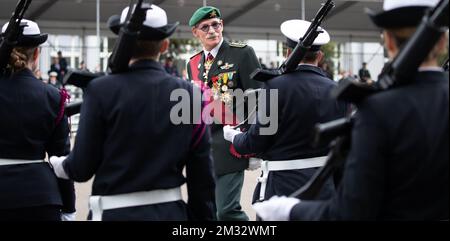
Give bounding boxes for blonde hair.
[9,47,36,72]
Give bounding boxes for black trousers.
[0,205,60,221]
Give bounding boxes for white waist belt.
[0,158,45,166]
[89,186,183,221]
[257,156,328,201]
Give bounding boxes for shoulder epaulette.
[229,41,247,48]
[190,51,203,59]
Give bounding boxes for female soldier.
[0,19,75,220]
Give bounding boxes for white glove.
[49,156,69,180]
[252,195,300,221]
[61,212,76,221]
[223,125,241,143]
[247,158,262,171]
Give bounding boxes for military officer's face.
[192,18,223,51]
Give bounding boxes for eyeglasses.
[197,21,222,33]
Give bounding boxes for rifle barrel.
[378,0,448,89]
[282,0,335,73]
[249,0,334,81]
[0,0,33,75]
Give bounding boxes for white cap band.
[120,4,168,28]
[280,19,330,46]
[383,0,440,11]
[2,19,41,35]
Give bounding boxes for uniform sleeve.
[63,84,105,182]
[233,83,276,154]
[185,89,217,220]
[239,46,262,90]
[289,100,387,220]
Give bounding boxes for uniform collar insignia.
[229,42,246,48]
[220,63,234,70]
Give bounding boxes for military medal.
[223,73,228,84]
[228,72,234,80]
[204,54,215,83]
[221,85,228,92]
[221,92,232,106]
[218,60,223,66]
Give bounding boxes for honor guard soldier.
[0,20,75,220]
[187,6,262,221]
[223,20,348,206]
[50,4,216,221]
[254,0,449,221]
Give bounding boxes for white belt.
[257,156,327,201]
[0,158,45,166]
[89,186,183,221]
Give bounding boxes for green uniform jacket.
[187,40,261,176]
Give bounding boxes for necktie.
[207,53,214,62]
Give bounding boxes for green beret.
[189,6,221,27]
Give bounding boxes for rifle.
[108,0,150,73]
[250,0,335,82]
[62,71,102,117]
[0,0,32,77]
[63,0,150,116]
[63,70,103,89]
[291,0,449,200]
[335,0,449,103]
[64,100,83,117]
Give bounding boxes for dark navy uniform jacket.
[187,41,261,176]
[291,71,449,220]
[0,69,75,212]
[63,60,216,221]
[233,65,348,201]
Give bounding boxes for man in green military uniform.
[187,6,261,221]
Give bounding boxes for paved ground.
[74,169,260,221]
